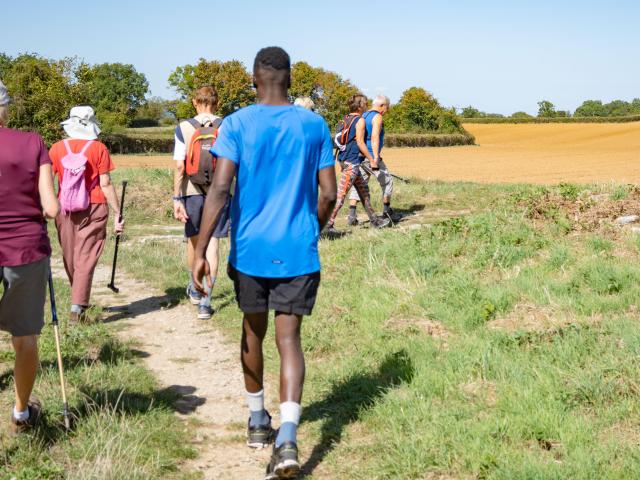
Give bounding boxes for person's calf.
[12,335,39,413]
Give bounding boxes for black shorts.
[227,264,321,316]
[184,194,231,239]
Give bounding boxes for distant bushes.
[385,133,475,147]
[462,115,640,124]
[102,130,475,154]
[102,134,174,154]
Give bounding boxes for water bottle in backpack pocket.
[59,139,97,214]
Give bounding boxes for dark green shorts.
[0,257,49,337]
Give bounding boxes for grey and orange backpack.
[185,117,222,187]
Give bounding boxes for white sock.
[246,389,265,412]
[280,401,302,425]
[13,405,29,422]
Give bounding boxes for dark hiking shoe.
[10,396,42,435]
[197,305,213,320]
[371,216,391,229]
[265,441,300,479]
[385,207,402,222]
[347,216,359,227]
[187,284,202,305]
[321,224,339,236]
[247,411,275,448]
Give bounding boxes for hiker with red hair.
[50,106,125,323]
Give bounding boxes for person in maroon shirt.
[0,79,60,434]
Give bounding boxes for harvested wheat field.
[384,122,640,184]
[113,122,640,185]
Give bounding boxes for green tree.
[168,59,255,119]
[134,96,173,127]
[81,63,148,130]
[605,100,632,117]
[1,54,85,143]
[574,100,606,117]
[0,53,12,79]
[511,111,533,119]
[461,106,482,118]
[385,87,463,134]
[290,61,359,128]
[537,100,557,118]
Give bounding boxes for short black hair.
[254,47,291,72]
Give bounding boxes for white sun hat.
[0,79,10,106]
[61,106,101,140]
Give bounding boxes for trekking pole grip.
[48,270,59,327]
[118,181,128,223]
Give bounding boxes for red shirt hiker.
[50,139,115,204]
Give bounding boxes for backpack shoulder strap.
[211,117,222,129]
[346,114,359,135]
[186,118,202,130]
[63,139,72,155]
[79,140,94,155]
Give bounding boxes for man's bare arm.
[356,118,374,163]
[192,158,235,292]
[318,166,337,229]
[173,161,188,222]
[370,114,382,169]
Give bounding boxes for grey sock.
[250,409,270,427]
[276,422,297,447]
[348,206,357,217]
[199,277,215,308]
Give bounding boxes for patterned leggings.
[328,162,377,226]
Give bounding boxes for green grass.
[0,274,196,479]
[8,167,640,478]
[115,168,640,479]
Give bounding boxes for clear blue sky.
[2,0,639,115]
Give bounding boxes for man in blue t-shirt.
[192,47,337,479]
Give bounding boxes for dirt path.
[50,261,273,479]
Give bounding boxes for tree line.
[462,98,640,119]
[0,53,464,144]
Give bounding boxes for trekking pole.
[361,162,410,184]
[107,181,127,293]
[48,271,72,431]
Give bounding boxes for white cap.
[0,80,10,106]
[61,106,101,140]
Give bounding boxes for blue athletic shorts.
[184,194,231,239]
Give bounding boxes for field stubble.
[114,122,640,185]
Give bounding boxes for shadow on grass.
[393,203,426,222]
[101,283,194,323]
[320,230,352,241]
[300,350,414,477]
[103,285,236,323]
[0,341,206,447]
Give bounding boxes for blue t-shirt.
[212,104,335,278]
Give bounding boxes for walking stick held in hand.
[107,181,128,293]
[48,271,72,431]
[361,162,410,184]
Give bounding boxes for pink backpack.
[59,139,96,214]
